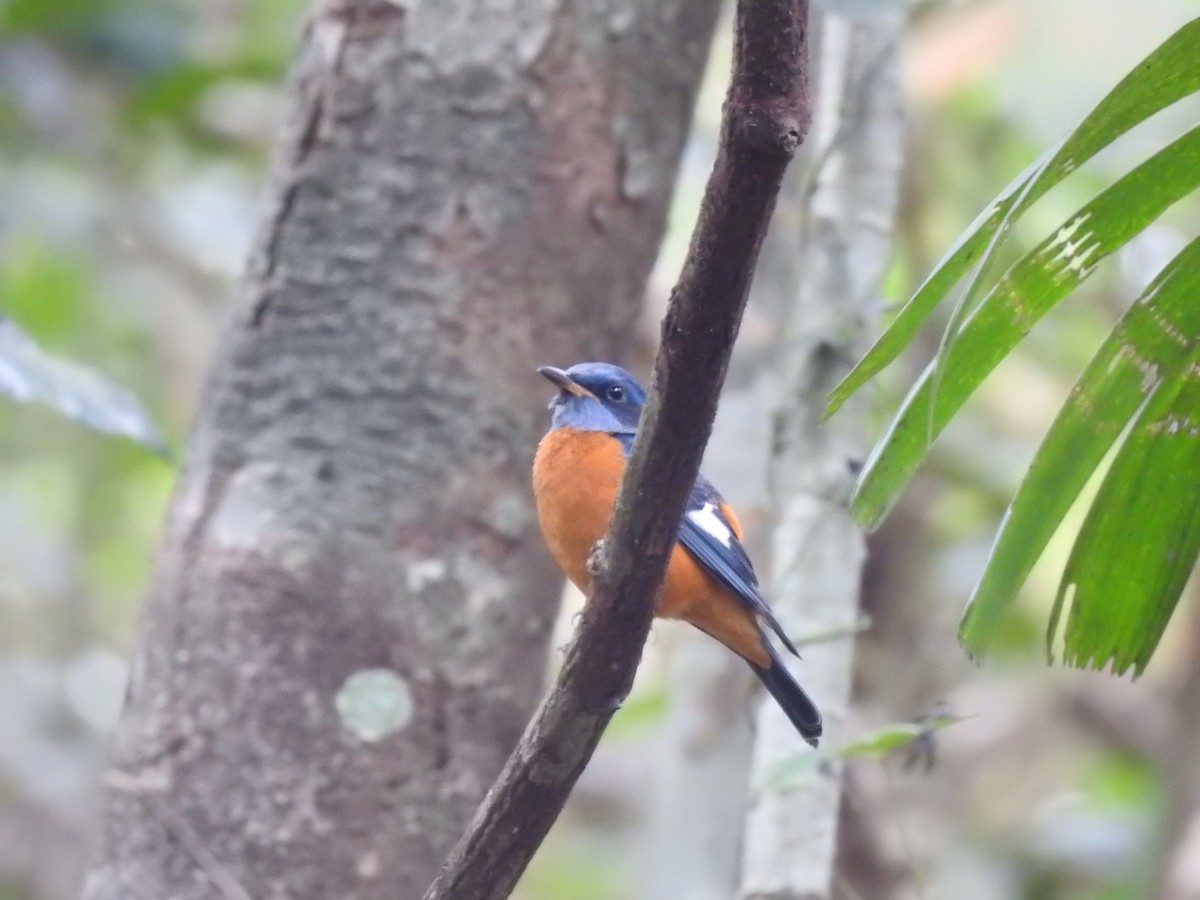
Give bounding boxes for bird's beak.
[537,366,593,399]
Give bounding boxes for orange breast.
[532,428,625,591]
[532,427,769,667]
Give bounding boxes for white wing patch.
[688,502,733,547]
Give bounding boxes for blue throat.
[549,395,637,434]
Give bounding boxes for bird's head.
[538,362,646,433]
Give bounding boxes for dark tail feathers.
[749,646,822,748]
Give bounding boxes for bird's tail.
[748,643,822,748]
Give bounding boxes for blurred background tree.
[1,0,1199,899]
[0,0,277,894]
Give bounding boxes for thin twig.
[421,2,812,897]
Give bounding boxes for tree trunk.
[641,215,809,900]
[83,2,720,898]
[740,6,904,898]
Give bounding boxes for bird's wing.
[613,433,796,655]
[678,476,798,657]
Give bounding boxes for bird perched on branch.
[532,362,822,747]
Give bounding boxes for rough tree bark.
[740,5,904,898]
[82,2,721,898]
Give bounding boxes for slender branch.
[421,2,811,898]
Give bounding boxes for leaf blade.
[827,17,1200,416]
[959,236,1200,655]
[0,317,168,455]
[1055,346,1200,675]
[851,124,1200,529]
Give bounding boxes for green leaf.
[961,236,1200,655]
[840,711,962,758]
[763,713,963,792]
[1050,345,1200,675]
[0,0,121,32]
[850,123,1200,529]
[836,722,925,757]
[827,17,1200,417]
[0,317,169,455]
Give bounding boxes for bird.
[531,361,822,747]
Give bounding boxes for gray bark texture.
[740,5,904,898]
[82,1,720,898]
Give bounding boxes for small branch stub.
[585,538,607,579]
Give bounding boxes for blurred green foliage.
[0,0,300,891]
[837,18,1200,676]
[763,711,965,793]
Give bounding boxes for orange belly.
[532,427,769,666]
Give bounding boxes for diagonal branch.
[422,2,812,897]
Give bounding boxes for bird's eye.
[606,385,625,402]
